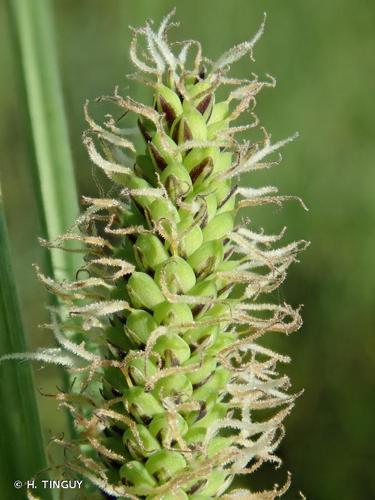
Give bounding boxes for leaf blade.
[8,0,80,281]
[0,191,51,499]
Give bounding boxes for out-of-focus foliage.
[0,192,50,500]
[0,0,374,499]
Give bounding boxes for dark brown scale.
[191,303,205,316]
[114,314,127,325]
[165,349,180,367]
[110,425,124,436]
[194,401,207,422]
[158,94,176,128]
[172,119,180,143]
[196,256,217,280]
[148,142,167,171]
[219,283,234,297]
[192,373,211,390]
[218,184,238,210]
[176,88,184,101]
[183,119,193,142]
[187,479,208,495]
[196,94,212,115]
[107,342,126,360]
[189,157,213,184]
[224,247,235,260]
[200,209,208,229]
[196,333,212,346]
[139,414,152,425]
[137,118,152,143]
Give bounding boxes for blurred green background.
[1,0,374,498]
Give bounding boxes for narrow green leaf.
[0,189,51,500]
[8,0,80,281]
[7,0,80,443]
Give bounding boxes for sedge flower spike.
[2,9,309,499]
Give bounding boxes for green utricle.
[103,76,237,496]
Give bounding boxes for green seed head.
[33,9,306,499]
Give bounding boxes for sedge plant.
[2,10,308,499]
